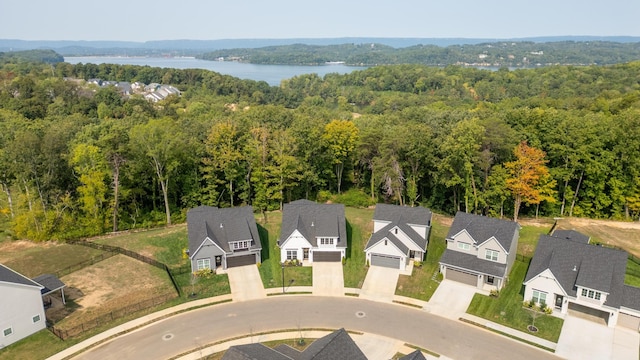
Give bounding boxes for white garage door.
[446,267,478,286]
[618,312,640,331]
[370,254,401,269]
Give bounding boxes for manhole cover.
[355,311,366,318]
[162,333,174,341]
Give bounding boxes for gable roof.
[187,205,261,256]
[439,250,508,277]
[446,212,519,253]
[551,229,590,244]
[0,263,43,289]
[524,235,628,306]
[399,350,427,360]
[222,329,366,360]
[280,200,347,248]
[365,204,432,252]
[32,274,66,295]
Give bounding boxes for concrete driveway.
[225,265,265,302]
[425,279,478,320]
[359,266,400,302]
[312,262,344,296]
[556,315,639,360]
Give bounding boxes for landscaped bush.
[332,189,376,208]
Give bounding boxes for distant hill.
[2,36,640,55]
[0,49,63,64]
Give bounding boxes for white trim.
[279,229,313,249]
[365,237,406,257]
[450,229,477,244]
[190,237,226,260]
[477,236,508,253]
[523,269,569,296]
[196,258,211,270]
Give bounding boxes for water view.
[64,56,368,86]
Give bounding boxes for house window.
[581,288,602,300]
[485,249,499,261]
[232,240,250,251]
[319,238,334,245]
[532,290,547,305]
[394,228,398,235]
[3,327,12,337]
[287,250,297,260]
[196,258,211,270]
[486,276,495,284]
[457,242,471,251]
[32,314,41,323]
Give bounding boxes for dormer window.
[581,288,602,300]
[485,249,499,261]
[231,240,250,251]
[457,242,471,251]
[319,238,334,245]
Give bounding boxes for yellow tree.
[505,141,556,221]
[322,120,359,194]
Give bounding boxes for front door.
[215,256,222,268]
[555,294,563,309]
[303,248,309,260]
[409,250,415,259]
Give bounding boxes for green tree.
[70,144,108,234]
[321,119,359,194]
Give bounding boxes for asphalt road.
[76,296,559,360]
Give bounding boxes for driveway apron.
[312,262,344,296]
[556,315,614,359]
[226,265,266,302]
[425,279,478,320]
[359,266,400,303]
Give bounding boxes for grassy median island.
[466,260,564,343]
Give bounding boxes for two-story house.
[278,200,347,263]
[187,206,262,271]
[364,204,432,270]
[439,212,519,290]
[524,232,640,329]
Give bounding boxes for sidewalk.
[459,313,557,350]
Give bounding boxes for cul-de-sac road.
[76,296,559,360]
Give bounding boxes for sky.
[1,0,639,42]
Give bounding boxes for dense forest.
[0,58,640,241]
[199,41,640,66]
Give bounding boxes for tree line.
[0,60,639,241]
[198,41,640,67]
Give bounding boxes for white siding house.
[0,264,46,348]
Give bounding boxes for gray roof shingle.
[0,263,43,289]
[524,235,628,307]
[399,350,427,360]
[365,204,432,252]
[439,249,508,277]
[280,200,347,248]
[551,229,590,244]
[32,274,65,295]
[221,343,292,360]
[622,285,640,311]
[187,206,261,256]
[446,212,519,253]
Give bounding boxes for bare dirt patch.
[57,254,174,328]
[0,240,56,263]
[557,218,640,257]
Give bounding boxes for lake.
[64,56,368,86]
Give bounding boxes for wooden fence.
[54,251,117,278]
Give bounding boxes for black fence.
[67,239,183,297]
[49,292,176,340]
[54,251,117,278]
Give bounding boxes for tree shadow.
[346,220,353,259]
[257,223,270,261]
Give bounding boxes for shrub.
[316,190,332,203]
[332,188,376,208]
[194,268,215,278]
[489,289,499,297]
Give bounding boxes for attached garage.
[313,251,341,262]
[568,302,610,325]
[226,253,257,268]
[370,254,402,269]
[618,312,640,331]
[445,267,478,286]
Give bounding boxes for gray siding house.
[0,264,46,348]
[364,204,432,270]
[187,206,262,271]
[439,212,519,290]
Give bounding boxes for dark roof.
[446,212,519,253]
[32,274,66,295]
[622,285,640,311]
[439,249,507,277]
[280,200,347,248]
[365,204,432,252]
[221,343,292,360]
[0,263,43,289]
[524,235,628,306]
[297,328,367,360]
[187,206,261,256]
[551,229,590,244]
[399,350,427,360]
[222,329,366,360]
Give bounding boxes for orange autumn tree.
[505,141,556,221]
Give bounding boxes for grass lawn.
[467,260,564,343]
[0,241,105,278]
[395,220,448,301]
[174,272,231,299]
[92,225,188,267]
[343,207,373,288]
[516,222,553,258]
[256,211,312,288]
[625,258,640,287]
